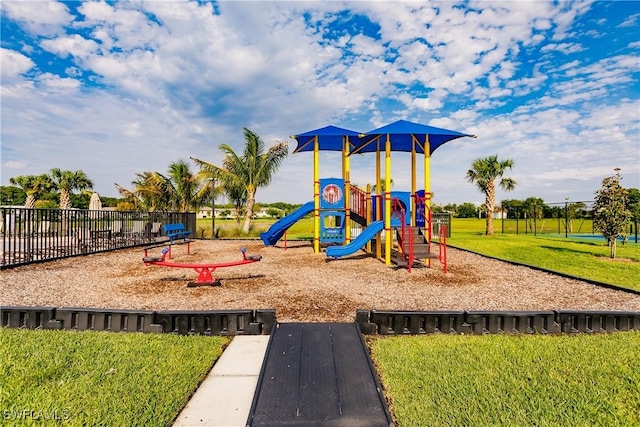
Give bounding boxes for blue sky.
[1,0,639,206]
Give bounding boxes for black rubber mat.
[247,322,393,426]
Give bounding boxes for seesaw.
[143,247,262,287]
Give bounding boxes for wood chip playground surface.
[2,239,639,322]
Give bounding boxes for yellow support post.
[365,184,371,254]
[424,135,431,210]
[384,134,391,266]
[375,146,381,260]
[314,136,320,254]
[344,137,351,244]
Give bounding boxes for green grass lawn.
[448,218,640,291]
[370,331,640,427]
[10,216,631,425]
[0,328,228,426]
[196,216,314,239]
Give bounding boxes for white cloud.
[0,48,34,81]
[40,34,100,59]
[37,73,80,92]
[1,0,73,36]
[619,13,639,28]
[541,42,585,54]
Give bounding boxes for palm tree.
[116,161,209,213]
[224,180,248,227]
[9,174,55,208]
[466,155,516,235]
[371,177,394,194]
[160,160,206,212]
[115,171,166,211]
[192,127,288,233]
[50,169,93,209]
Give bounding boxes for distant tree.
[40,191,59,206]
[268,202,297,216]
[501,199,522,219]
[266,208,282,218]
[116,200,138,211]
[430,203,445,214]
[627,188,640,223]
[100,196,120,208]
[192,128,289,233]
[223,181,248,227]
[50,169,93,209]
[627,188,640,206]
[70,192,92,210]
[522,197,544,218]
[34,199,58,209]
[466,155,516,235]
[0,186,26,206]
[442,203,457,214]
[522,197,545,232]
[371,178,394,194]
[593,169,631,259]
[456,202,478,218]
[9,174,55,208]
[541,203,556,218]
[563,201,587,233]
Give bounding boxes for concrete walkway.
[173,335,270,427]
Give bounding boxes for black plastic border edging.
[356,309,640,335]
[0,306,276,336]
[446,243,640,296]
[3,306,639,337]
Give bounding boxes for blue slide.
[325,221,384,259]
[260,201,315,246]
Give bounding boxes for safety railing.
[349,184,367,220]
[438,225,448,273]
[412,192,433,241]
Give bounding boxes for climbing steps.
[392,226,438,268]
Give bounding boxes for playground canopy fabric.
[351,119,475,155]
[291,125,361,153]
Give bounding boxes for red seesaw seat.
[143,247,262,286]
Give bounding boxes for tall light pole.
[210,178,216,239]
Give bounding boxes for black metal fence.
[0,207,196,268]
[432,212,451,238]
[497,201,639,242]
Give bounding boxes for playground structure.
[260,120,475,270]
[143,247,262,286]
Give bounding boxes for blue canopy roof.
[291,125,361,153]
[351,119,475,155]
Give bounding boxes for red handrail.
[408,225,413,273]
[349,184,367,219]
[391,197,405,244]
[391,197,411,270]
